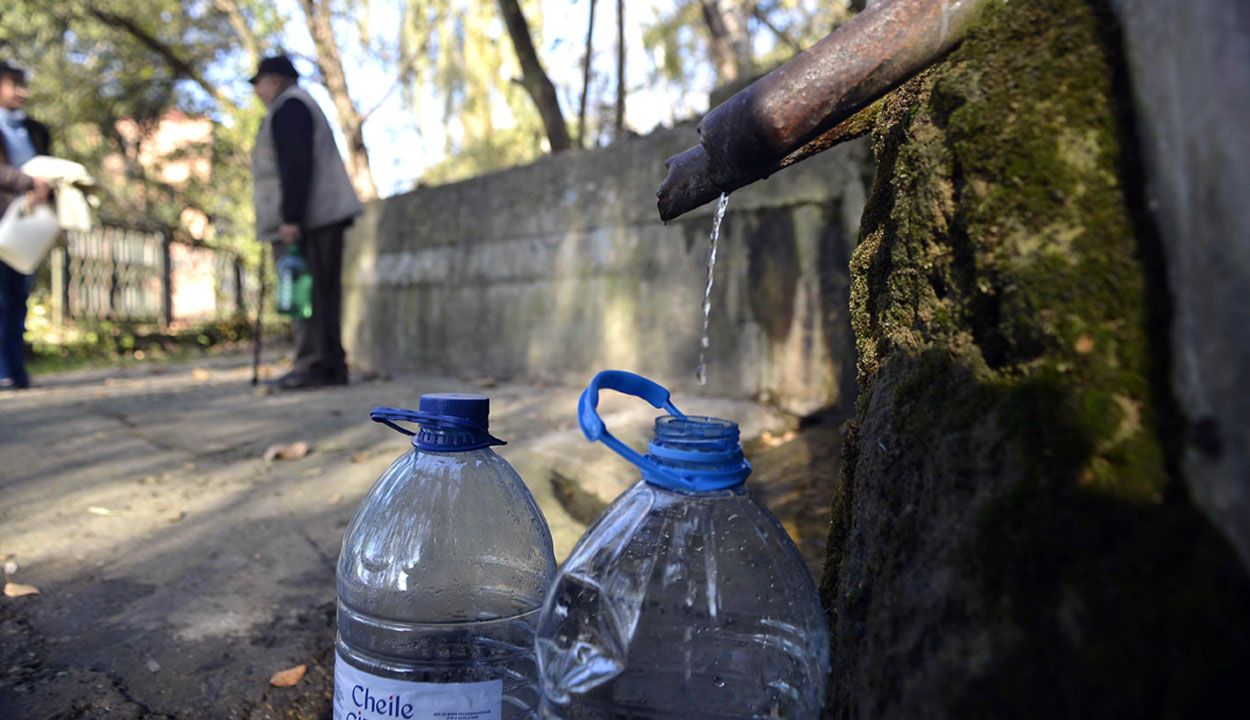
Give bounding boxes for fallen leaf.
[350,451,370,464]
[327,493,343,506]
[87,506,114,516]
[263,442,310,461]
[476,376,497,389]
[95,391,107,398]
[4,582,40,597]
[191,367,211,381]
[269,664,306,687]
[167,510,186,523]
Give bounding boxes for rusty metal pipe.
[658,0,989,221]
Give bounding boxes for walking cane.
[251,250,267,386]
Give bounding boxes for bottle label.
[334,652,502,720]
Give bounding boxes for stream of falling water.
[696,193,731,386]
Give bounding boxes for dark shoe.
[324,367,349,386]
[0,377,29,391]
[268,370,329,390]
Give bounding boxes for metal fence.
[49,223,247,327]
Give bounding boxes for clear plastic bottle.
[275,243,313,319]
[536,371,830,719]
[336,396,557,720]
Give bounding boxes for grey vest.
[252,85,363,242]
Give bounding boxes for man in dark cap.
[250,54,362,389]
[0,61,51,390]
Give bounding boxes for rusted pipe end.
[658,146,723,223]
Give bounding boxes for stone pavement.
[0,351,808,719]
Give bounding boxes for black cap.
[248,55,299,84]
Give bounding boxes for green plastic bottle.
[275,244,313,319]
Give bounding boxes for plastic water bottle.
[536,371,830,719]
[335,396,557,720]
[275,243,313,318]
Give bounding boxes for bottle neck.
[643,415,750,491]
[413,425,501,453]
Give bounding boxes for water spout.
[657,0,991,222]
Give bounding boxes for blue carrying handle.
[578,370,686,482]
[370,406,506,449]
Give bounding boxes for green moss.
[842,0,1167,499]
[823,0,1250,714]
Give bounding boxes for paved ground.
[0,350,839,719]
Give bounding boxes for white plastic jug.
[0,200,59,274]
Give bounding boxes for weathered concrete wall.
[1111,0,1250,571]
[343,125,869,415]
[821,0,1250,717]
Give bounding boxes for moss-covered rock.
[821,0,1250,716]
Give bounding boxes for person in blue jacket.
[0,61,50,391]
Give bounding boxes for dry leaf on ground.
[327,493,343,506]
[4,582,40,597]
[191,368,211,381]
[87,506,114,516]
[351,451,370,463]
[269,664,306,687]
[263,442,310,461]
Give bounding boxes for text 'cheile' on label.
[334,652,502,720]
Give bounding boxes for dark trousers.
[277,222,347,378]
[0,261,31,385]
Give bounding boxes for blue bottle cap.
[369,396,506,453]
[419,393,492,430]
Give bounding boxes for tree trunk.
[577,0,597,149]
[698,0,750,85]
[297,0,378,200]
[614,0,625,137]
[495,0,571,153]
[821,0,1250,715]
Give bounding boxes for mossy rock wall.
[820,0,1250,716]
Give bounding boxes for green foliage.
[25,315,274,375]
[401,0,550,185]
[1,0,281,265]
[641,0,855,91]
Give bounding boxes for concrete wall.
[1112,0,1250,570]
[343,124,870,415]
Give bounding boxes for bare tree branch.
[496,0,572,153]
[615,0,625,137]
[578,0,598,149]
[84,3,235,110]
[751,6,801,53]
[296,0,378,199]
[212,0,261,69]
